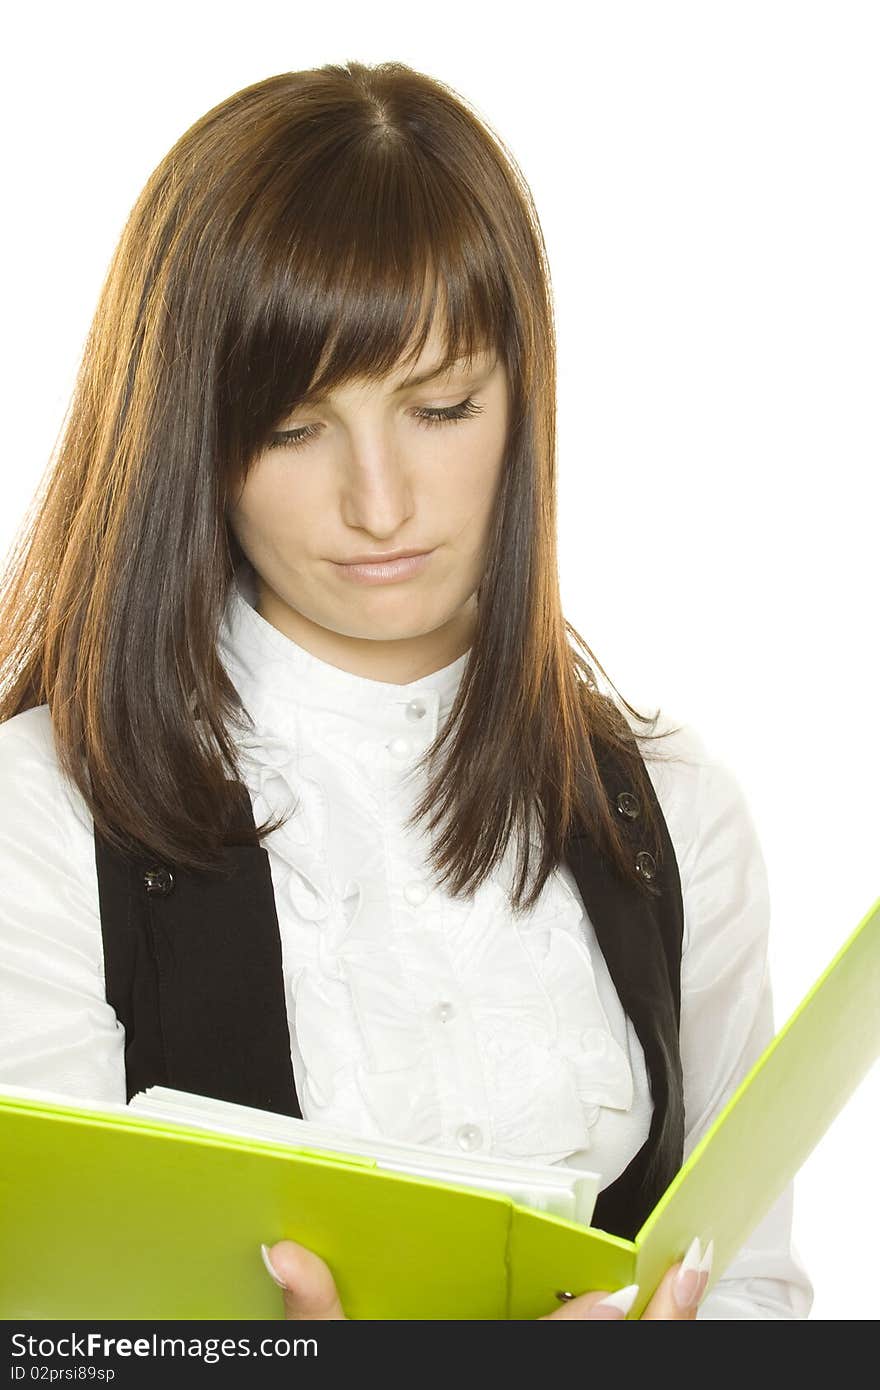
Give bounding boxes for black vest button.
[143,865,175,896]
[616,790,641,820]
[635,850,657,882]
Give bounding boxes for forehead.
[301,341,497,406]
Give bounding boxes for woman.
[0,61,812,1320]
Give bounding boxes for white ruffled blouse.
[0,561,815,1317]
[220,563,640,1181]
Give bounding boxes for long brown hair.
[0,60,684,915]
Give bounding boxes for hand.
[541,1237,714,1320]
[260,1235,714,1320]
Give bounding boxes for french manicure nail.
[673,1236,703,1309]
[587,1283,640,1319]
[695,1238,714,1302]
[260,1242,287,1289]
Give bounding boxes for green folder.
[1,895,878,1320]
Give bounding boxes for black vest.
[93,736,685,1241]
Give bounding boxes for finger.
[640,1237,714,1321]
[260,1239,349,1320]
[539,1283,640,1320]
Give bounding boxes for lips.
[331,550,434,584]
[339,548,431,564]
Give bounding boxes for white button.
[388,736,412,757]
[405,698,428,722]
[455,1123,483,1152]
[404,880,429,906]
[432,1000,455,1023]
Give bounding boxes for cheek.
[233,467,320,545]
[444,423,506,511]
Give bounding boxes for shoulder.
[0,706,125,1102]
[0,703,64,802]
[612,698,709,869]
[0,704,93,858]
[613,700,769,957]
[0,701,60,759]
[0,702,103,965]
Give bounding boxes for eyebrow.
[302,351,494,404]
[398,352,493,390]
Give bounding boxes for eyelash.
[266,395,485,452]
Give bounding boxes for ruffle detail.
[234,725,636,1164]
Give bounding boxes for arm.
[677,748,814,1319]
[0,709,126,1105]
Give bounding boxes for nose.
[340,433,417,538]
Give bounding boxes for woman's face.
[226,329,509,682]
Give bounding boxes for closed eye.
[267,395,485,452]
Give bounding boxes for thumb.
[260,1239,349,1320]
[640,1238,714,1320]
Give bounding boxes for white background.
[1,1,877,1320]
